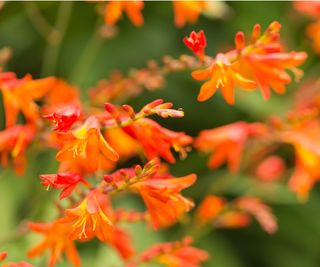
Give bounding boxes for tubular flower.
[42,79,81,114]
[132,173,196,229]
[123,118,192,163]
[196,195,225,223]
[128,237,208,267]
[104,1,144,27]
[183,30,206,59]
[0,124,36,175]
[61,190,113,242]
[0,72,55,127]
[213,211,251,229]
[280,119,320,200]
[40,173,90,199]
[255,155,285,182]
[192,53,256,103]
[27,221,81,267]
[190,21,307,103]
[173,1,206,28]
[44,105,81,132]
[195,121,268,173]
[56,116,119,172]
[235,197,277,234]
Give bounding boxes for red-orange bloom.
[40,173,89,199]
[132,173,196,229]
[123,118,192,163]
[104,1,144,27]
[190,21,307,103]
[0,72,55,128]
[44,105,81,132]
[173,1,206,28]
[129,237,208,267]
[255,155,285,182]
[235,197,277,234]
[61,190,113,241]
[183,30,206,58]
[196,195,225,223]
[2,262,34,267]
[27,220,81,267]
[195,121,267,172]
[56,116,119,172]
[0,124,36,175]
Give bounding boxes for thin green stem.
[41,2,73,76]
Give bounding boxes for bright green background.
[1,2,320,267]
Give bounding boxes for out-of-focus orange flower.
[42,79,81,114]
[104,1,144,27]
[56,116,119,172]
[255,155,285,182]
[27,220,81,267]
[0,72,55,127]
[195,121,267,172]
[280,119,320,200]
[214,210,251,229]
[235,197,277,234]
[173,1,206,28]
[183,30,207,59]
[196,195,225,223]
[306,21,320,54]
[61,190,113,241]
[128,237,208,267]
[2,262,34,267]
[190,21,307,103]
[123,118,192,163]
[132,173,196,229]
[0,124,36,175]
[0,252,7,262]
[44,105,81,132]
[40,173,90,199]
[294,1,320,18]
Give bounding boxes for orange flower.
[213,211,251,229]
[235,197,277,234]
[195,121,267,172]
[0,72,55,127]
[27,220,81,267]
[280,119,320,199]
[132,173,196,229]
[56,116,119,172]
[190,21,307,103]
[196,195,225,223]
[0,124,36,175]
[104,1,144,27]
[173,1,206,28]
[306,21,320,54]
[61,190,113,242]
[183,30,207,59]
[129,237,208,267]
[255,155,285,182]
[123,118,192,163]
[192,53,256,103]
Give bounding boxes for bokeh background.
[1,1,320,267]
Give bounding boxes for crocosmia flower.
[0,124,36,175]
[104,1,144,27]
[61,190,113,241]
[28,220,81,267]
[40,173,90,199]
[132,173,196,229]
[56,116,119,172]
[0,72,55,127]
[123,118,192,163]
[183,30,206,59]
[190,21,307,104]
[44,105,81,132]
[173,1,206,28]
[195,122,267,172]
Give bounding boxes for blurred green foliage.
[1,1,320,267]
